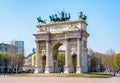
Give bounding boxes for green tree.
[0,53,5,73]
[14,54,24,73]
[9,55,16,73]
[0,52,10,73]
[88,49,116,72]
[0,52,24,73]
[58,53,65,72]
[114,53,120,71]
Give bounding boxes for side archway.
[70,54,77,73]
[42,55,46,73]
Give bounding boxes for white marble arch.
[33,20,89,74]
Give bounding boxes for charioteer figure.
[49,11,71,22]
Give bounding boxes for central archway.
[52,42,65,73]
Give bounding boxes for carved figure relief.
[39,27,47,32]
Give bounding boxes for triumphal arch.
[33,11,89,74]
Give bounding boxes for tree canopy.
[0,52,24,73]
[114,53,120,70]
[58,53,65,72]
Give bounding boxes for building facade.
[0,43,18,54]
[23,54,32,71]
[14,41,24,56]
[23,53,36,72]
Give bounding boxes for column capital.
[35,40,39,43]
[77,37,82,41]
[65,37,69,40]
[46,40,50,42]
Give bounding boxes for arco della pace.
[33,11,89,74]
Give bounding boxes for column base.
[34,67,39,74]
[64,66,69,74]
[76,66,82,74]
[45,66,50,73]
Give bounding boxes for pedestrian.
[113,72,115,76]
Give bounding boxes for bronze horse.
[37,16,46,24]
[79,11,87,21]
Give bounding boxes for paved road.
[0,75,120,83]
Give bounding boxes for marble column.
[64,39,69,74]
[76,38,82,74]
[34,41,40,73]
[45,40,50,73]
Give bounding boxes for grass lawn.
[66,73,112,78]
[7,73,112,78]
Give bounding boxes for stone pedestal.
[76,66,82,74]
[64,66,69,74]
[45,66,50,73]
[34,66,39,74]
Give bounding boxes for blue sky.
[0,0,120,55]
